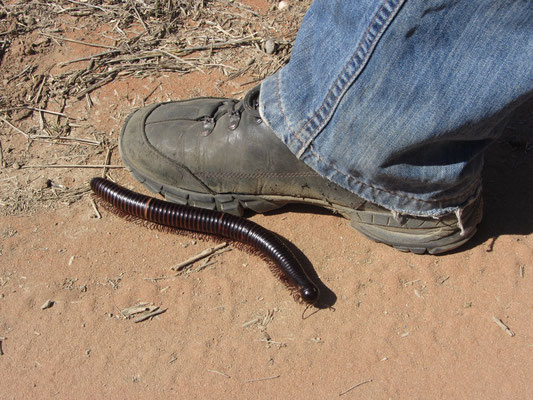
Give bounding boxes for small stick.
[28,135,100,146]
[339,379,373,396]
[0,336,5,356]
[0,140,4,167]
[143,83,161,104]
[485,237,496,252]
[175,36,259,54]
[195,260,217,272]
[492,316,515,337]
[134,308,167,323]
[120,302,151,317]
[85,93,93,109]
[102,147,113,177]
[519,265,525,278]
[33,75,47,104]
[21,164,123,169]
[240,77,263,87]
[90,198,101,218]
[171,243,228,271]
[245,375,280,383]
[28,107,73,119]
[38,110,45,132]
[57,97,67,125]
[58,50,121,67]
[436,276,449,285]
[39,33,119,50]
[0,107,71,119]
[7,65,33,83]
[242,318,260,328]
[157,49,197,67]
[75,74,116,100]
[143,276,170,282]
[0,116,30,138]
[208,369,231,379]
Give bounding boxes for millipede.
[90,177,320,304]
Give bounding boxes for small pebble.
[12,162,21,170]
[40,299,54,310]
[278,1,289,11]
[265,39,276,55]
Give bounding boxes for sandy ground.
[1,1,532,399]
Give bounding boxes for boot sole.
[122,157,482,255]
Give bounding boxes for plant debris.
[0,0,311,216]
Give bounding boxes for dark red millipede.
[90,177,320,304]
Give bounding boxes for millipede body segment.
[90,177,319,304]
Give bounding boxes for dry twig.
[134,308,167,323]
[245,375,280,383]
[339,379,373,396]
[21,164,123,169]
[90,197,101,219]
[492,316,515,337]
[172,243,229,272]
[39,32,120,50]
[208,369,231,379]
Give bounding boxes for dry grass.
[1,0,310,108]
[0,0,311,215]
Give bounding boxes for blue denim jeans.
[259,0,533,217]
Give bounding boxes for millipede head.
[300,285,320,305]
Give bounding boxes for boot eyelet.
[201,117,215,136]
[228,111,241,130]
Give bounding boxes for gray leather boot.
[119,86,482,254]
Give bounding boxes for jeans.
[259,0,533,217]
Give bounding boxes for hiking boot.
[119,86,482,254]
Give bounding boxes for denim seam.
[309,145,481,205]
[279,0,405,157]
[275,70,295,138]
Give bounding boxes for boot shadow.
[465,98,533,251]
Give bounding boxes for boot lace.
[201,86,262,136]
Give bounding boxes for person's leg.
[261,0,533,216]
[119,0,532,254]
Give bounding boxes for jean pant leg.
[259,0,533,217]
